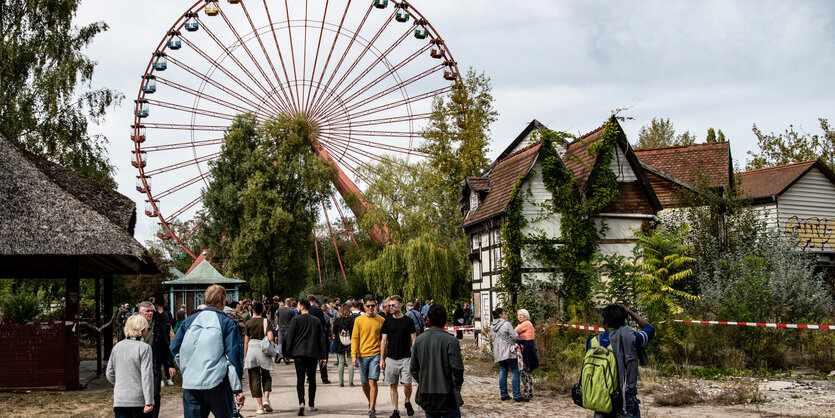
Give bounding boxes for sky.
[74,0,835,243]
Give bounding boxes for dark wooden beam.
[103,278,113,361]
[65,257,80,390]
[95,277,101,376]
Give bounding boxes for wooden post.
[95,276,101,375]
[65,257,80,390]
[103,278,113,361]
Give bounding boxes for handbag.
[260,318,276,356]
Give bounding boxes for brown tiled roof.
[738,160,818,199]
[563,126,605,189]
[463,143,542,227]
[633,142,730,187]
[466,177,490,193]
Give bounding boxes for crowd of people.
[106,287,653,418]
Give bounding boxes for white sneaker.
[166,379,174,386]
[256,408,265,414]
[160,379,166,387]
[309,406,319,411]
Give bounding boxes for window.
[469,192,479,212]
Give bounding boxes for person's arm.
[505,321,519,342]
[409,342,420,384]
[140,346,155,411]
[223,318,244,392]
[283,318,296,359]
[410,330,416,347]
[159,323,176,377]
[624,306,655,347]
[105,353,116,384]
[351,317,361,361]
[380,334,388,371]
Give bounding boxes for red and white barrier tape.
[661,319,835,330]
[557,323,607,332]
[443,326,475,331]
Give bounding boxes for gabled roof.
[163,258,243,285]
[462,143,542,227]
[633,142,731,188]
[739,159,835,200]
[492,119,549,164]
[466,177,490,193]
[0,132,158,278]
[169,267,185,279]
[563,126,606,190]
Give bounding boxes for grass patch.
[653,380,702,406]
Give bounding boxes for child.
[588,305,655,418]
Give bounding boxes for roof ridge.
[495,140,542,163]
[633,142,728,153]
[577,124,605,141]
[739,159,818,175]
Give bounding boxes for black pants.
[152,372,161,418]
[294,356,318,407]
[319,353,329,382]
[114,406,151,418]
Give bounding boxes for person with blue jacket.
[171,284,245,417]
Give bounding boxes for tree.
[0,0,122,187]
[633,224,698,320]
[199,114,333,297]
[123,247,174,302]
[746,118,834,170]
[634,118,696,149]
[705,127,726,143]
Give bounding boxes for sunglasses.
[389,304,398,308]
[366,304,377,308]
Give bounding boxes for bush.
[1,291,42,324]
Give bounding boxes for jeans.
[498,359,521,400]
[182,380,235,418]
[594,394,641,418]
[425,409,461,418]
[336,351,354,385]
[294,356,318,407]
[275,329,285,359]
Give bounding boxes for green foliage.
[595,254,639,307]
[122,247,174,301]
[633,224,699,320]
[516,278,561,324]
[199,114,333,297]
[0,0,122,186]
[634,117,696,150]
[706,127,726,143]
[497,174,526,309]
[747,118,834,170]
[0,291,42,324]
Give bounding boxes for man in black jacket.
[138,301,176,418]
[307,295,331,384]
[284,299,328,416]
[410,304,464,418]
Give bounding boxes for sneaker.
[263,402,273,413]
[309,406,318,411]
[256,409,265,415]
[340,383,344,387]
[500,396,510,401]
[404,402,414,416]
[350,383,355,387]
[166,379,174,386]
[389,410,400,418]
[368,410,377,418]
[513,398,525,402]
[298,403,305,416]
[160,379,166,387]
[322,379,331,384]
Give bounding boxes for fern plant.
[634,224,699,320]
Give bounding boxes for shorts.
[358,354,381,383]
[384,357,412,385]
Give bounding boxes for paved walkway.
[159,359,413,418]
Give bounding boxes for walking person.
[332,303,356,387]
[352,294,386,418]
[283,299,328,416]
[307,296,332,384]
[452,304,465,340]
[404,302,425,336]
[276,298,296,364]
[244,302,275,414]
[490,308,521,402]
[174,304,187,334]
[137,301,176,417]
[170,285,245,418]
[107,314,154,418]
[380,296,416,418]
[410,304,464,418]
[515,309,539,401]
[115,304,129,342]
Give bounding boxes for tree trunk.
[266,251,275,297]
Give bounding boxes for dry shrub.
[718,346,748,369]
[653,380,702,406]
[713,379,764,405]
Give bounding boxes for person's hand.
[168,367,176,379]
[143,405,153,414]
[352,357,358,367]
[235,393,245,408]
[380,359,386,371]
[319,359,327,367]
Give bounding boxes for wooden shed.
[0,132,158,390]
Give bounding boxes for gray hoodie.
[490,318,518,363]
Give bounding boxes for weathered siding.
[750,202,779,231]
[645,171,688,208]
[611,147,637,182]
[778,168,835,252]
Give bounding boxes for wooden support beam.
[95,277,101,376]
[65,257,80,390]
[103,278,113,361]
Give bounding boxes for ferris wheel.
[131,0,461,263]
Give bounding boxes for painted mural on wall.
[785,216,835,251]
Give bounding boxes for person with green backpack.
[575,305,654,418]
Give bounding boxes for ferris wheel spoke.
[193,24,288,114]
[180,220,203,242]
[164,194,204,223]
[143,122,229,132]
[145,98,243,122]
[308,2,375,117]
[281,0,302,111]
[320,134,392,166]
[155,76,266,118]
[326,112,432,129]
[166,55,274,115]
[303,0,332,114]
[154,173,208,200]
[305,0,353,115]
[312,5,398,118]
[143,152,221,177]
[142,137,224,152]
[262,0,300,111]
[216,6,294,114]
[331,194,359,247]
[240,1,297,115]
[314,41,430,120]
[320,130,425,156]
[326,83,450,126]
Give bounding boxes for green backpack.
[573,335,620,413]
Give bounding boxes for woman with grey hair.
[514,309,538,401]
[107,314,154,417]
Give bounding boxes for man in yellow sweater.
[352,294,386,418]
